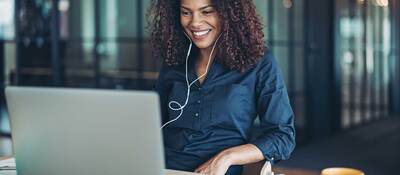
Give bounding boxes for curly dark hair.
[147,0,265,71]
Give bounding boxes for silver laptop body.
[5,86,164,175]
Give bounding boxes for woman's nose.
[190,13,204,28]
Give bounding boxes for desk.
[0,156,203,175]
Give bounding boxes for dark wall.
[391,0,400,114]
[0,41,3,88]
[0,40,7,137]
[304,0,340,140]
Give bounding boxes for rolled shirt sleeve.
[250,53,296,163]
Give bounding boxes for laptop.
[5,86,165,175]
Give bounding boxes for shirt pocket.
[210,84,253,127]
[166,81,195,129]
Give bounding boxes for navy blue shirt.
[155,51,295,174]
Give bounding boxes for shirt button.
[198,87,202,91]
[197,100,201,104]
[195,113,199,117]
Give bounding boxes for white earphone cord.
[160,33,222,130]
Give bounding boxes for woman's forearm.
[221,143,265,166]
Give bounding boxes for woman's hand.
[194,150,233,175]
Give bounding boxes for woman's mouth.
[192,29,211,40]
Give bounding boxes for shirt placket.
[192,88,202,131]
[189,61,216,130]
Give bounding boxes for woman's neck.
[198,47,215,64]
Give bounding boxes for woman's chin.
[193,41,213,50]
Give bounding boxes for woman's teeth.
[193,30,210,37]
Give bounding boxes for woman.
[149,0,295,174]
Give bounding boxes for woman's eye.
[181,11,191,16]
[202,10,214,15]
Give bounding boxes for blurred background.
[0,0,399,174]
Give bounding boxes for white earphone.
[160,32,222,130]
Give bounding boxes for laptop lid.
[5,86,164,175]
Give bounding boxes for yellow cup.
[321,167,364,175]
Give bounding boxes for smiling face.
[180,0,221,51]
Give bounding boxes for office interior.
[0,0,399,174]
